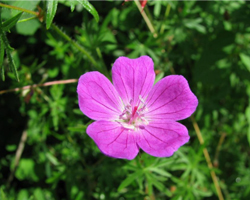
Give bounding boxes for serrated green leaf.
[2,12,23,31]
[240,53,250,72]
[76,0,99,22]
[118,170,143,191]
[46,0,58,29]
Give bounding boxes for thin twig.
[0,79,78,95]
[6,130,28,188]
[213,132,226,167]
[191,116,224,200]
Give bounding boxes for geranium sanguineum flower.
[77,56,198,160]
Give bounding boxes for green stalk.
[0,2,38,16]
[51,23,109,78]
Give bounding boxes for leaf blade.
[76,0,99,22]
[2,12,23,32]
[240,53,250,72]
[0,36,5,81]
[46,0,58,29]
[117,170,143,191]
[0,31,19,81]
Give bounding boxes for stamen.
[118,96,149,130]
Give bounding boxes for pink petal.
[112,56,155,106]
[77,72,123,121]
[87,121,139,160]
[145,75,198,121]
[137,120,190,157]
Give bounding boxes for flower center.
[118,96,149,130]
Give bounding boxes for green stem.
[134,0,157,38]
[0,8,4,81]
[96,47,110,80]
[0,36,5,81]
[18,16,37,23]
[0,2,38,16]
[51,23,108,76]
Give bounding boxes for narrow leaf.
[0,187,7,200]
[146,167,172,177]
[0,31,19,81]
[70,1,76,12]
[46,0,58,29]
[2,12,23,32]
[0,36,5,81]
[240,53,250,72]
[118,170,143,191]
[246,106,250,146]
[76,0,99,22]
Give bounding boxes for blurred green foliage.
[0,0,250,199]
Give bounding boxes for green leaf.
[0,36,4,81]
[240,53,250,72]
[16,18,40,36]
[0,31,19,81]
[46,0,58,29]
[246,106,250,146]
[118,170,143,191]
[184,18,206,34]
[2,12,23,31]
[70,2,76,12]
[15,159,39,181]
[17,190,29,200]
[146,167,172,177]
[76,0,99,22]
[46,152,59,166]
[0,187,7,200]
[67,124,87,132]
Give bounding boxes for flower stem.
[191,116,224,200]
[134,0,157,38]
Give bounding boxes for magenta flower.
[77,56,198,160]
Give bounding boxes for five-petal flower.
[77,56,198,160]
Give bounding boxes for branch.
[0,79,78,95]
[6,130,27,188]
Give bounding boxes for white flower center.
[118,96,149,130]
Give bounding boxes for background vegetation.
[0,0,250,199]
